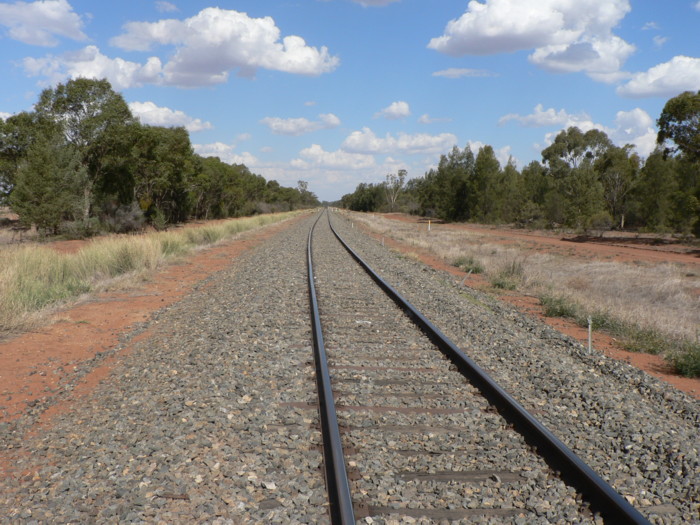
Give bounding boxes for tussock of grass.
[0,212,299,335]
[349,211,700,378]
[452,255,484,274]
[490,257,525,290]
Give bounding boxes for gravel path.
[0,210,697,524]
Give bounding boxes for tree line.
[340,91,700,236]
[0,78,319,235]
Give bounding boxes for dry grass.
[348,212,700,376]
[0,211,301,335]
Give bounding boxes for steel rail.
[307,210,356,524]
[327,212,650,525]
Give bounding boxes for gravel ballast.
[0,210,697,524]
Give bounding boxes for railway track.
[307,209,650,524]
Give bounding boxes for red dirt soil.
[361,213,700,401]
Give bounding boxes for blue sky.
[0,0,699,201]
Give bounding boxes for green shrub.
[540,295,579,318]
[452,255,484,274]
[668,342,700,378]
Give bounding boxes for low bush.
[452,255,484,274]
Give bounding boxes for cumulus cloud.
[616,55,700,98]
[193,141,259,166]
[612,108,657,156]
[374,100,410,120]
[499,103,590,127]
[23,45,163,89]
[501,103,657,157]
[432,67,495,78]
[260,113,340,135]
[0,111,13,120]
[129,101,212,132]
[0,0,86,46]
[291,144,375,170]
[110,8,339,86]
[341,127,457,155]
[428,0,634,81]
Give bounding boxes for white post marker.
[428,220,431,232]
[588,317,593,352]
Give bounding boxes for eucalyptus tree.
[657,90,700,162]
[594,145,640,229]
[0,112,58,204]
[34,78,136,224]
[384,169,406,211]
[10,131,86,234]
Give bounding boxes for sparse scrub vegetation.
[490,257,525,290]
[0,212,297,335]
[452,255,484,274]
[349,212,700,377]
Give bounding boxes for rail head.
[307,210,356,524]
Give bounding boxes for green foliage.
[668,342,700,378]
[340,182,384,212]
[657,90,700,162]
[540,295,579,319]
[9,133,86,234]
[3,78,314,235]
[452,255,484,274]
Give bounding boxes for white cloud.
[110,8,339,86]
[155,1,177,13]
[529,35,634,82]
[23,45,163,89]
[499,103,590,127]
[432,67,495,78]
[641,22,659,30]
[341,127,457,155]
[695,1,700,11]
[611,108,656,157]
[652,35,668,48]
[418,114,452,124]
[617,55,700,98]
[429,0,633,81]
[501,103,657,157]
[193,141,259,166]
[0,111,13,120]
[291,144,375,170]
[374,100,410,120]
[260,113,340,135]
[0,0,86,46]
[129,101,212,132]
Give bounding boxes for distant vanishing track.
[307,209,650,524]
